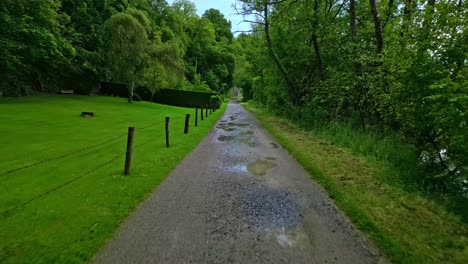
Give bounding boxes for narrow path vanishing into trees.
[93,101,388,264]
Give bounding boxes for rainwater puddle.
[227,122,250,127]
[270,142,279,149]
[247,159,277,176]
[239,130,254,136]
[216,124,236,132]
[276,233,295,247]
[218,135,235,141]
[227,164,248,174]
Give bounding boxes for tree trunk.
[350,0,357,43]
[312,0,324,77]
[369,0,384,53]
[128,80,134,103]
[263,1,296,103]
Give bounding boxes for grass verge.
[244,102,467,264]
[0,95,225,263]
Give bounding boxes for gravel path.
[93,101,388,264]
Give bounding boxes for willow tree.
[104,11,148,103]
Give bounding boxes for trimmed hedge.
[135,86,153,101]
[98,84,220,108]
[153,89,217,108]
[99,82,128,98]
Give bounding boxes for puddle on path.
[216,122,251,133]
[270,142,280,149]
[272,228,311,249]
[227,122,250,127]
[218,135,235,141]
[247,159,277,176]
[216,124,236,132]
[216,121,256,147]
[239,130,254,136]
[226,164,248,174]
[276,232,295,247]
[237,138,256,147]
[266,157,277,161]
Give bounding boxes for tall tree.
[369,0,384,53]
[202,9,234,42]
[104,10,149,103]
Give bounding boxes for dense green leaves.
[0,0,235,98]
[234,0,467,193]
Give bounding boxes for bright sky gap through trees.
[166,0,253,34]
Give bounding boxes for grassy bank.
[0,95,225,263]
[244,102,467,264]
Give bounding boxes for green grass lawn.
[0,95,225,263]
[244,102,468,264]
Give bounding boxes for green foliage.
[202,8,233,42]
[1,0,235,98]
[246,102,468,264]
[210,94,222,109]
[0,0,75,92]
[234,0,468,196]
[104,10,149,102]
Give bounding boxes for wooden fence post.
[201,106,204,121]
[205,105,208,118]
[195,107,198,127]
[165,117,170,148]
[124,127,135,176]
[184,114,190,134]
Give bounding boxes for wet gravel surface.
[237,186,300,230]
[93,101,389,264]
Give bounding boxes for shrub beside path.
[93,101,388,264]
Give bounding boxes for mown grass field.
[0,95,225,263]
[245,102,468,264]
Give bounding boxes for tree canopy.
[233,0,467,193]
[0,0,236,97]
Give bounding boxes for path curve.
[94,101,388,264]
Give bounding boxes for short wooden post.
[205,105,208,118]
[195,108,198,127]
[209,106,212,115]
[165,117,170,148]
[184,114,190,134]
[124,127,135,176]
[201,106,204,121]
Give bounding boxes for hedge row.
[153,88,216,108]
[99,82,128,98]
[99,82,217,108]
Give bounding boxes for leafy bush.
[210,95,222,109]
